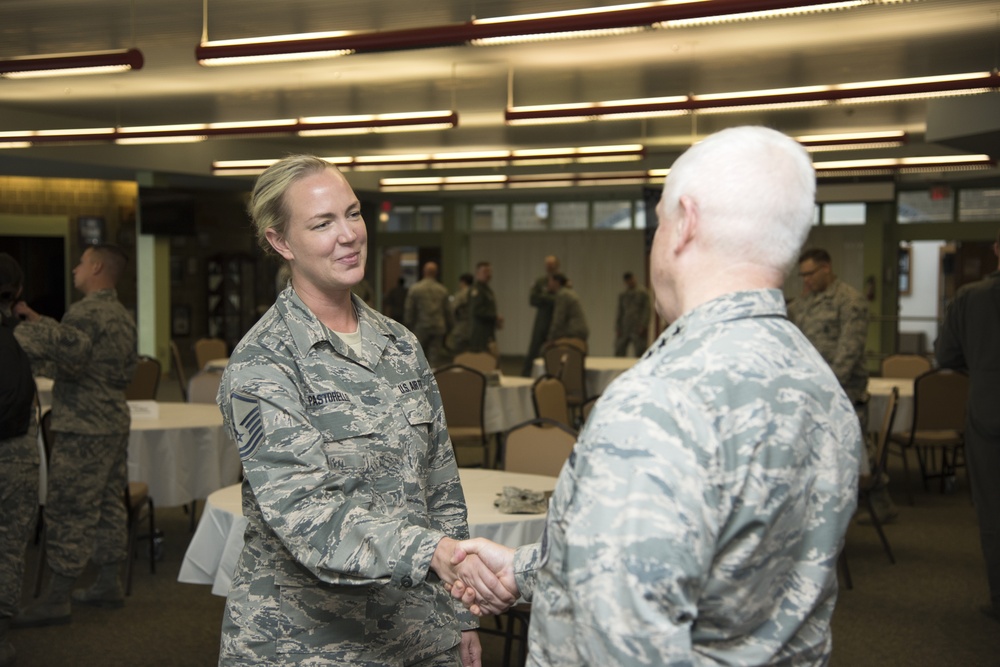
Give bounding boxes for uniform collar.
[659,289,786,346]
[276,287,394,369]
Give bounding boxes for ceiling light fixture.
[795,130,908,151]
[0,48,145,79]
[211,144,645,175]
[0,111,458,147]
[506,71,1000,124]
[196,0,908,66]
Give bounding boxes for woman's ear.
[265,228,294,262]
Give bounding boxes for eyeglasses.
[798,267,822,279]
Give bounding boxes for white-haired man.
[448,126,861,665]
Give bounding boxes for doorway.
[0,236,67,320]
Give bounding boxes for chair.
[170,340,188,402]
[193,337,227,371]
[550,336,588,354]
[542,344,587,423]
[125,355,161,400]
[495,417,577,664]
[434,364,489,468]
[34,409,54,596]
[124,480,156,595]
[453,351,498,375]
[858,386,899,564]
[502,417,577,478]
[888,369,969,505]
[881,354,932,379]
[580,395,600,426]
[187,369,223,404]
[531,375,571,428]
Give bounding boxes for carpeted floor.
[9,364,1000,666]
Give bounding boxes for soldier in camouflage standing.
[467,262,502,354]
[13,244,137,626]
[614,271,651,357]
[789,248,897,524]
[520,255,559,376]
[216,155,510,667]
[449,127,862,665]
[0,254,39,666]
[445,273,474,356]
[544,273,588,346]
[404,261,454,368]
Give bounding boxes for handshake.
[431,537,521,616]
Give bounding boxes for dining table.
[483,375,536,434]
[178,467,558,596]
[532,355,636,397]
[128,401,241,508]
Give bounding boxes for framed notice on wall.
[78,216,106,246]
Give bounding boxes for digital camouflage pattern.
[467,280,498,353]
[217,288,475,666]
[445,285,471,355]
[546,287,588,344]
[788,279,869,404]
[14,289,137,435]
[0,428,39,618]
[615,284,651,357]
[14,288,135,577]
[512,290,861,666]
[404,277,454,368]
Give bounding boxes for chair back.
[433,364,486,430]
[454,351,498,375]
[125,355,161,400]
[868,386,899,483]
[911,368,969,432]
[881,354,932,379]
[551,337,587,354]
[40,408,54,464]
[532,375,571,427]
[503,417,577,477]
[194,337,228,370]
[170,340,188,401]
[188,369,224,404]
[542,344,586,406]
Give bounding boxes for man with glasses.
[790,248,896,523]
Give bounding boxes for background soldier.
[404,261,453,368]
[545,273,588,345]
[467,261,501,354]
[521,255,560,376]
[614,271,651,357]
[14,244,137,626]
[446,273,474,356]
[0,254,40,666]
[449,127,861,665]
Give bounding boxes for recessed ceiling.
[1,0,998,191]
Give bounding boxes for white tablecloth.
[532,355,636,396]
[35,376,53,409]
[484,376,535,434]
[128,402,241,507]
[178,468,557,596]
[867,377,915,434]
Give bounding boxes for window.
[472,204,508,231]
[511,202,549,230]
[417,205,442,232]
[593,201,633,229]
[959,188,1000,221]
[823,203,865,226]
[898,190,953,223]
[551,202,588,230]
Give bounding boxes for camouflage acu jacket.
[217,287,474,665]
[513,289,861,666]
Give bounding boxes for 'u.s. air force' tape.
[231,391,265,460]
